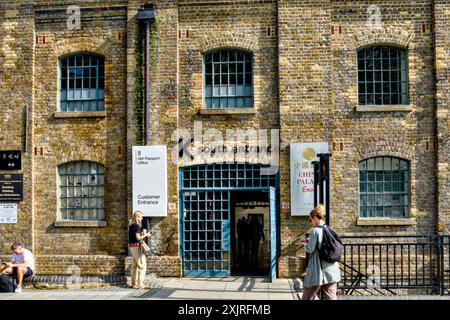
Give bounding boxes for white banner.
[132,146,167,217]
[290,142,328,216]
[0,203,17,224]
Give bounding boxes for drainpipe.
[137,4,156,146]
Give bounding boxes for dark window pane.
[358,59,365,70]
[205,75,212,85]
[373,47,381,59]
[375,94,382,104]
[245,74,252,85]
[229,63,236,73]
[229,50,236,61]
[98,77,104,89]
[220,50,228,62]
[374,71,381,81]
[358,94,366,105]
[221,64,228,74]
[205,63,212,74]
[221,74,228,85]
[237,74,243,85]
[358,83,365,94]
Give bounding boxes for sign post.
[132,146,167,217]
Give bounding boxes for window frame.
[357,45,409,106]
[358,156,410,219]
[57,161,105,221]
[202,48,254,109]
[58,53,105,112]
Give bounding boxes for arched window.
[58,161,105,221]
[204,49,253,108]
[59,53,105,112]
[359,157,409,218]
[357,46,408,105]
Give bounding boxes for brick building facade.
[0,0,448,279]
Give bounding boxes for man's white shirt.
[11,248,35,271]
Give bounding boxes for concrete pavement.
[0,277,297,300]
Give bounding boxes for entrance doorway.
[180,163,278,279]
[231,191,269,276]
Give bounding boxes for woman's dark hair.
[11,242,22,250]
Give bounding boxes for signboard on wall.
[290,142,328,216]
[0,151,21,170]
[132,146,167,217]
[0,204,17,224]
[0,174,23,202]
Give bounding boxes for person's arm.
[305,229,318,254]
[135,232,150,241]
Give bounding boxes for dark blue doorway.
[179,163,278,278]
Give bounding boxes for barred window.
[58,161,105,221]
[357,46,408,105]
[359,157,409,218]
[204,49,253,108]
[60,53,105,112]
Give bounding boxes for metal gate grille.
[182,191,229,276]
[180,163,277,276]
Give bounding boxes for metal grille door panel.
[180,163,277,277]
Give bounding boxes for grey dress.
[304,221,341,288]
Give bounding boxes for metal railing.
[339,235,450,295]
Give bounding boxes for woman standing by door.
[302,205,341,300]
[129,211,151,289]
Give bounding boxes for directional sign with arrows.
[0,151,21,170]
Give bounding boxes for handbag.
[139,240,151,255]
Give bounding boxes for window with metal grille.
[357,46,408,105]
[359,157,409,218]
[60,53,105,112]
[58,161,105,221]
[204,49,253,108]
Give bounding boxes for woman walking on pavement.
[302,204,341,300]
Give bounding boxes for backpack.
[317,225,343,263]
[0,274,15,293]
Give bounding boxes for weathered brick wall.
[0,1,35,254]
[0,0,447,279]
[434,1,450,235]
[125,256,182,277]
[32,2,129,259]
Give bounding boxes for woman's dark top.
[128,223,143,245]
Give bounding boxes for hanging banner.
[132,145,167,217]
[0,203,18,224]
[290,142,328,216]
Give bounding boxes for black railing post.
[317,153,331,226]
[312,161,319,207]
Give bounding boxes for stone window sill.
[199,108,256,115]
[356,105,413,112]
[54,220,107,228]
[356,218,416,226]
[54,111,106,118]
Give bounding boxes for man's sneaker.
[14,285,22,293]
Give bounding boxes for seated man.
[0,242,35,293]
